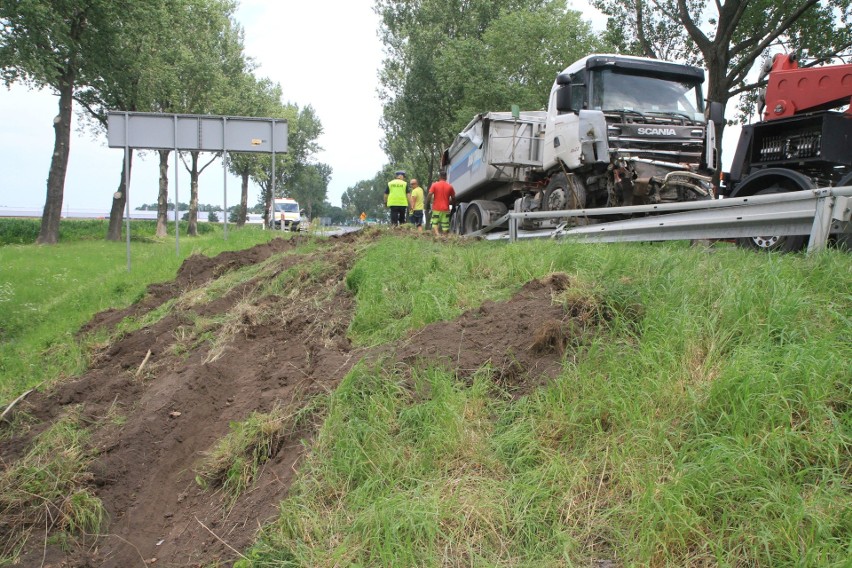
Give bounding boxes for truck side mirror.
[707,101,725,127]
[556,86,573,113]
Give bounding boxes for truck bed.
[446,111,546,201]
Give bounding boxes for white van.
[272,198,301,231]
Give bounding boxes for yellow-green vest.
[387,179,409,207]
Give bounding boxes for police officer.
[384,170,411,226]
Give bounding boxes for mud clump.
[396,271,605,396]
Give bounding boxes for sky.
[0,1,740,214]
[0,0,388,212]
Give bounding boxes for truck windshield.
[275,202,299,213]
[591,69,704,120]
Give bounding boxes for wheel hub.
[752,235,780,248]
[547,188,567,211]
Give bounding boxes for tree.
[313,202,349,224]
[176,0,250,236]
[71,0,188,240]
[591,0,852,171]
[291,162,332,220]
[148,0,247,238]
[374,0,601,183]
[341,167,397,220]
[251,103,323,225]
[226,76,283,227]
[0,0,146,244]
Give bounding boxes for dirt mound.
[3,233,599,567]
[396,272,597,395]
[80,237,301,335]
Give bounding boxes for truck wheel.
[543,173,586,211]
[460,200,508,235]
[462,203,484,234]
[735,186,807,252]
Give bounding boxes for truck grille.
[607,124,705,166]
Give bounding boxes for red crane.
[761,53,852,120]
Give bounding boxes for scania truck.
[442,54,720,234]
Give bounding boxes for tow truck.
[721,53,852,251]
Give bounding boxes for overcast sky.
[1,1,740,213]
[0,0,389,212]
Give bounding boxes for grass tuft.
[195,398,324,506]
[0,407,104,563]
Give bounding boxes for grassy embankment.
[1,220,850,565]
[238,236,850,566]
[0,218,278,401]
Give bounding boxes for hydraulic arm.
[761,53,852,120]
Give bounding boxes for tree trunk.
[37,71,74,245]
[156,150,170,237]
[237,170,249,227]
[106,153,133,241]
[188,151,200,236]
[261,185,272,227]
[706,62,730,188]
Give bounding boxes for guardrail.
[469,186,852,254]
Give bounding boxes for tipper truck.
[721,53,852,251]
[442,54,720,234]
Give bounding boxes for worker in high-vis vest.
[384,170,411,226]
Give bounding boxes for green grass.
[2,223,850,565]
[0,406,105,563]
[0,220,280,401]
[240,238,851,566]
[0,217,218,246]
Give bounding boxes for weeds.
[0,407,104,563]
[195,396,325,507]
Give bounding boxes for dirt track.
[3,230,582,567]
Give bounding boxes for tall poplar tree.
[374,0,600,183]
[0,0,137,243]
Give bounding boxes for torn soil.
[2,231,596,567]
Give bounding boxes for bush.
[0,218,220,245]
[0,219,40,245]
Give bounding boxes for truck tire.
[543,173,586,211]
[735,186,808,252]
[461,200,509,235]
[462,204,484,235]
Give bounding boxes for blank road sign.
[107,112,288,153]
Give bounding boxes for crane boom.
[763,53,852,120]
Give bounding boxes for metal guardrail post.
[807,190,835,254]
[509,214,518,242]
